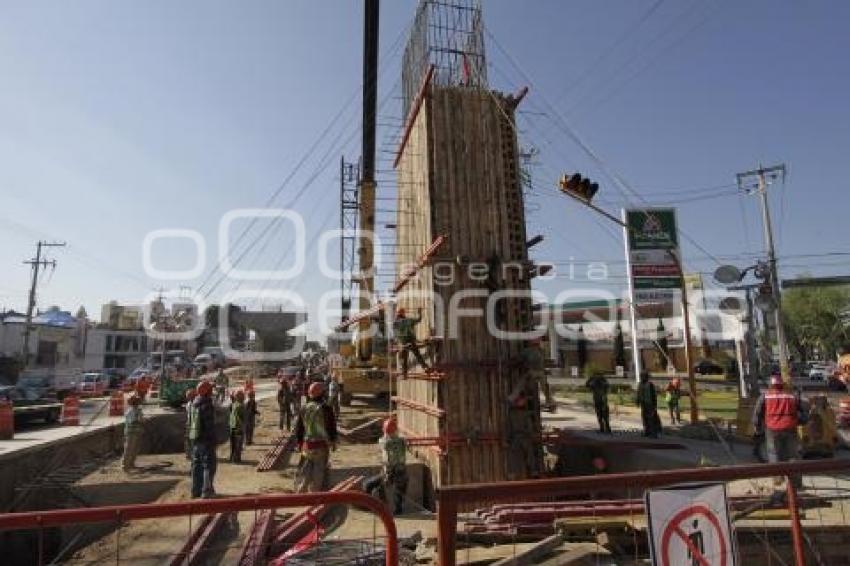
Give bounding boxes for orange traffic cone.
[0,400,14,440]
[108,391,125,417]
[61,395,80,426]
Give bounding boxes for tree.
[783,285,850,361]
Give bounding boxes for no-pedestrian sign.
[646,483,736,566]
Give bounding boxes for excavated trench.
[0,408,229,564]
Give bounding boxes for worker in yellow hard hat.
[294,381,338,492]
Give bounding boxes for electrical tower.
[340,157,360,321]
[22,240,66,365]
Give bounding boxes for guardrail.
[435,458,850,566]
[0,490,398,565]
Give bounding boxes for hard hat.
[196,380,213,396]
[128,394,141,406]
[235,390,245,401]
[591,457,607,472]
[383,416,398,435]
[770,375,783,387]
[308,381,324,399]
[396,307,406,317]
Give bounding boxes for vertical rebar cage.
[402,0,487,118]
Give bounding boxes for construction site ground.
[36,385,850,565]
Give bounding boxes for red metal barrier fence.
[436,458,850,566]
[0,491,398,565]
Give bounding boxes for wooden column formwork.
[395,85,541,488]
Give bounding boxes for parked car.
[0,376,62,424]
[77,372,108,397]
[809,362,836,381]
[17,369,78,400]
[102,368,126,389]
[693,360,724,376]
[193,354,215,373]
[201,347,226,369]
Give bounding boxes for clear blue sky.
[2,1,849,337]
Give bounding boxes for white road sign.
[646,482,736,566]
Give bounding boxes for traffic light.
[559,173,599,202]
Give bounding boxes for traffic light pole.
[560,190,699,423]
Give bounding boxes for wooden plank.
[490,534,565,566]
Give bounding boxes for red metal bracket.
[394,64,435,169]
[392,396,445,418]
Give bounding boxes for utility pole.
[22,240,66,366]
[736,164,790,383]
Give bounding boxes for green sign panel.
[626,209,679,251]
[633,276,682,290]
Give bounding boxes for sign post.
[646,483,736,566]
[623,209,683,385]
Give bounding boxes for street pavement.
[0,380,279,457]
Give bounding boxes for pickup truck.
[0,375,63,424]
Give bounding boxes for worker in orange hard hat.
[189,380,217,498]
[754,375,807,466]
[394,307,430,378]
[123,394,144,472]
[665,378,683,425]
[364,416,408,514]
[293,381,338,493]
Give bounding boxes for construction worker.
[123,394,144,471]
[394,307,430,377]
[753,375,806,464]
[245,390,259,445]
[229,390,246,463]
[521,337,556,412]
[136,374,150,403]
[294,381,338,493]
[277,377,293,430]
[214,369,228,405]
[636,371,661,438]
[505,386,541,479]
[184,389,196,459]
[801,394,836,458]
[364,416,408,515]
[327,376,341,418]
[585,370,611,434]
[665,378,683,425]
[189,380,217,498]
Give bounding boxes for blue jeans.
[191,442,217,498]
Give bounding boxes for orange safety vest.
[765,391,798,431]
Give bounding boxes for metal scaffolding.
[401,0,487,118]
